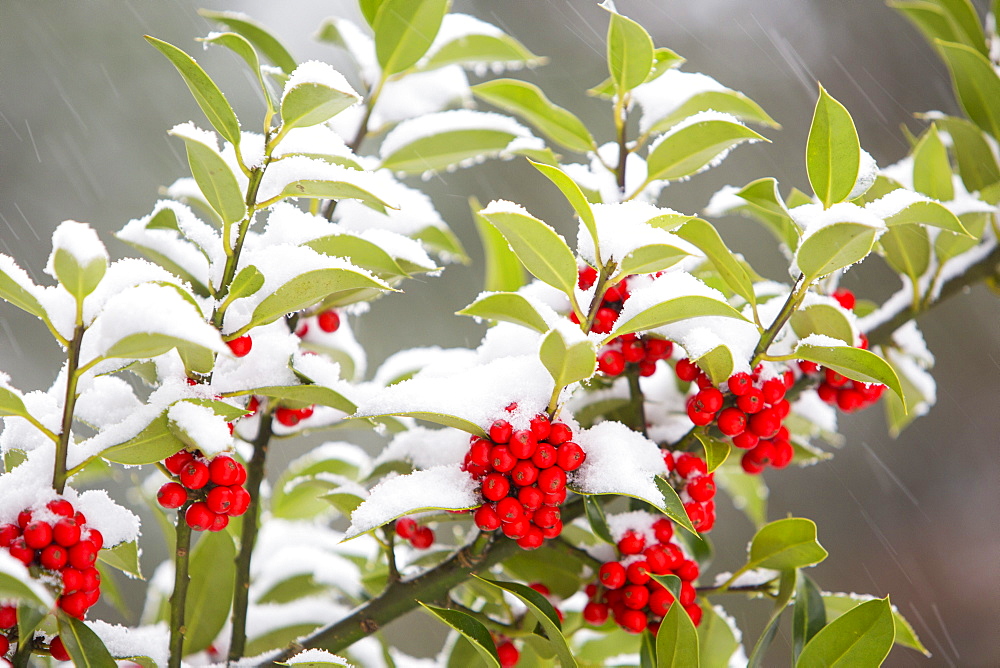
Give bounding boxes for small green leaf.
[790,303,855,345]
[604,5,655,93]
[373,0,448,75]
[99,414,184,466]
[458,292,549,333]
[935,210,988,262]
[100,332,216,364]
[272,174,394,210]
[649,573,683,603]
[419,603,501,668]
[656,593,700,667]
[473,79,595,153]
[227,265,265,302]
[880,224,931,283]
[472,199,526,293]
[479,208,579,298]
[881,198,969,235]
[935,115,1000,191]
[694,430,731,472]
[793,572,827,662]
[306,234,409,280]
[250,384,356,414]
[529,160,599,251]
[807,86,861,208]
[584,495,615,544]
[693,343,735,387]
[795,222,879,280]
[53,248,106,302]
[199,10,297,74]
[423,30,543,72]
[936,40,1000,140]
[618,243,690,277]
[200,32,273,110]
[912,124,954,200]
[748,518,828,570]
[185,530,236,654]
[797,597,894,667]
[476,577,578,668]
[647,89,779,136]
[145,36,241,147]
[697,605,741,668]
[169,128,246,225]
[57,614,117,668]
[380,127,523,174]
[674,218,757,309]
[655,476,698,535]
[97,540,143,580]
[350,410,487,439]
[0,257,47,320]
[647,118,766,183]
[0,386,30,420]
[281,75,360,130]
[795,342,904,407]
[610,296,749,341]
[540,328,597,390]
[822,593,929,656]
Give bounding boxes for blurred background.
[1,1,997,665]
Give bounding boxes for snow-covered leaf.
[279,648,354,667]
[473,79,595,153]
[647,113,766,183]
[0,552,52,608]
[934,115,1000,192]
[458,292,549,333]
[201,31,273,110]
[806,86,860,208]
[472,200,526,293]
[49,221,108,302]
[912,124,953,200]
[540,328,597,390]
[305,235,407,280]
[795,222,879,280]
[99,413,182,466]
[259,158,395,209]
[0,384,30,421]
[647,88,778,137]
[795,340,904,406]
[0,254,47,321]
[423,15,543,72]
[145,36,242,146]
[610,296,748,342]
[169,123,246,225]
[790,303,855,345]
[373,0,448,75]
[98,540,143,580]
[227,264,265,301]
[57,615,117,667]
[281,61,360,130]
[879,224,931,283]
[797,597,894,667]
[529,160,599,252]
[603,4,654,93]
[250,384,356,414]
[822,592,929,656]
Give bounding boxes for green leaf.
[604,5,655,93]
[749,570,797,668]
[271,174,394,210]
[99,414,184,466]
[880,224,931,283]
[790,303,855,345]
[281,76,360,130]
[880,198,968,235]
[476,577,578,668]
[184,529,236,654]
[227,265,265,302]
[251,384,356,414]
[479,207,578,298]
[647,118,766,183]
[647,89,779,136]
[649,573,682,603]
[584,495,615,543]
[693,343,735,387]
[697,605,741,668]
[0,257,47,320]
[306,235,409,280]
[169,128,246,225]
[458,292,549,333]
[912,124,954,200]
[641,630,656,668]
[656,593,700,667]
[610,296,749,341]
[144,36,241,147]
[934,115,1000,191]
[100,332,215,365]
[472,199,526,293]
[674,218,757,309]
[373,0,448,75]
[199,10,297,74]
[795,222,879,281]
[822,593,929,656]
[891,0,987,55]
[473,79,595,153]
[200,32,273,111]
[529,160,599,249]
[793,572,827,662]
[350,410,487,439]
[0,569,48,608]
[97,540,143,580]
[57,614,117,668]
[795,342,905,407]
[936,40,1000,140]
[729,179,800,251]
[419,603,501,668]
[748,518,828,570]
[247,267,391,331]
[380,127,523,174]
[797,597,894,667]
[0,386,30,420]
[17,602,46,654]
[53,248,106,302]
[935,210,988,262]
[655,476,698,535]
[423,30,543,72]
[693,430,730,472]
[806,86,860,208]
[540,329,597,390]
[618,243,690,277]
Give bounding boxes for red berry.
[732,430,759,450]
[680,581,697,606]
[598,350,626,375]
[47,499,75,517]
[496,497,525,524]
[762,377,786,404]
[0,606,15,629]
[771,439,794,468]
[692,387,723,414]
[489,445,516,473]
[481,473,510,502]
[59,591,90,618]
[832,288,856,310]
[542,487,567,506]
[577,265,597,290]
[652,518,673,544]
[501,518,530,540]
[185,502,215,531]
[737,387,765,414]
[317,310,341,333]
[643,545,671,574]
[274,407,301,427]
[675,558,700,582]
[208,455,241,486]
[508,430,537,459]
[395,517,417,539]
[0,524,18,548]
[68,541,97,569]
[50,636,71,661]
[489,420,512,444]
[0,634,7,657]
[23,521,53,550]
[16,510,32,529]
[540,519,563,539]
[687,403,716,426]
[626,560,651,585]
[206,486,234,514]
[619,609,647,634]
[617,530,646,555]
[685,603,704,626]
[228,487,251,516]
[497,641,520,668]
[583,601,609,625]
[741,451,766,474]
[518,486,544,511]
[649,588,675,616]
[533,506,560,529]
[410,526,434,549]
[516,526,545,550]
[591,307,618,334]
[81,567,101,592]
[622,340,646,363]
[675,359,700,382]
[555,442,586,471]
[684,502,707,531]
[531,442,557,469]
[225,335,252,357]
[40,544,69,570]
[824,368,850,388]
[208,512,230,532]
[547,423,573,445]
[675,453,707,478]
[529,414,551,441]
[528,582,551,596]
[474,505,501,532]
[622,584,650,610]
[599,562,627,589]
[157,482,188,509]
[8,538,33,566]
[716,407,747,436]
[748,408,782,439]
[84,528,103,551]
[62,568,84,594]
[603,283,624,302]
[537,467,567,494]
[179,459,210,490]
[296,405,314,420]
[727,372,753,395]
[164,450,194,475]
[686,475,716,502]
[295,321,309,337]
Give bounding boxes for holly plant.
[0,1,997,666]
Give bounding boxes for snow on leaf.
[573,421,668,508]
[283,648,353,667]
[345,464,479,539]
[255,156,397,209]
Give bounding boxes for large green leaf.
[795,342,904,406]
[473,79,595,153]
[655,476,698,535]
[793,573,827,662]
[936,40,1000,140]
[306,235,408,280]
[57,614,117,668]
[476,577,578,668]
[199,10,297,74]
[790,303,855,344]
[200,32,272,110]
[423,30,543,72]
[185,530,236,654]
[540,328,597,390]
[529,160,599,250]
[269,173,394,210]
[822,593,929,656]
[748,570,797,668]
[380,128,522,174]
[604,5,654,93]
[795,222,879,280]
[350,410,487,438]
[458,292,549,332]
[53,248,106,302]
[419,603,501,668]
[373,0,448,75]
[806,86,860,208]
[880,198,968,235]
[674,218,757,308]
[472,199,526,293]
[891,0,986,55]
[249,384,356,414]
[610,296,748,341]
[0,386,30,420]
[880,224,931,283]
[935,115,1000,191]
[99,331,217,365]
[796,597,894,667]
[281,74,359,130]
[169,128,246,226]
[0,568,49,609]
[656,595,700,667]
[912,124,954,200]
[647,117,766,183]
[145,36,241,147]
[99,413,183,466]
[747,518,828,570]
[479,208,578,298]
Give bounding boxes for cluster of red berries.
[0,499,105,620]
[295,309,341,338]
[463,411,584,550]
[225,334,252,357]
[663,452,717,532]
[157,450,251,531]
[394,517,435,549]
[274,403,315,427]
[677,359,795,475]
[583,516,702,634]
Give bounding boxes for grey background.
[1,1,997,665]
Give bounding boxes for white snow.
[117,201,220,290]
[346,464,479,538]
[168,121,219,150]
[703,185,747,217]
[255,155,397,207]
[286,649,353,666]
[87,621,169,668]
[575,201,699,272]
[83,258,200,328]
[633,70,728,134]
[0,550,55,606]
[74,376,142,430]
[848,149,878,200]
[573,421,668,508]
[333,173,450,240]
[372,346,478,387]
[796,333,851,351]
[712,568,781,588]
[379,109,531,161]
[375,427,471,470]
[284,61,360,100]
[167,400,233,457]
[371,65,473,129]
[273,125,357,162]
[44,220,108,280]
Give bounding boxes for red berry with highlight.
[228,487,251,516]
[68,541,97,569]
[489,420,512,444]
[226,335,252,357]
[206,486,234,514]
[716,407,747,436]
[23,521,53,549]
[598,350,626,375]
[318,310,341,333]
[185,502,215,531]
[497,641,520,668]
[617,529,645,555]
[474,505,501,532]
[556,441,585,471]
[583,601,609,625]
[599,561,627,589]
[179,459,210,490]
[547,423,572,445]
[410,526,434,549]
[209,455,241,486]
[164,450,194,475]
[157,482,187,509]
